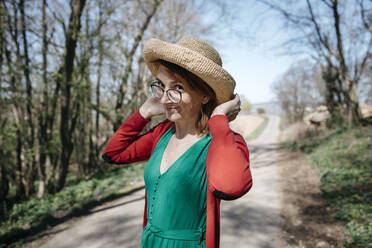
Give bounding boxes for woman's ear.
[201,95,210,104]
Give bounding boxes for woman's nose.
[159,91,171,104]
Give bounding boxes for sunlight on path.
[230,114,264,138]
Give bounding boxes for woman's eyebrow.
[155,78,182,86]
[154,78,164,86]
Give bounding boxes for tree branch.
[114,0,164,129]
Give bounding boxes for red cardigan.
[102,109,252,248]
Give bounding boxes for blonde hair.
[154,60,217,136]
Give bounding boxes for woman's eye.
[175,85,184,91]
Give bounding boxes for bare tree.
[36,0,50,197]
[112,0,163,130]
[273,59,324,123]
[1,0,37,198]
[258,0,372,126]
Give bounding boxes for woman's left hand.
[211,94,241,122]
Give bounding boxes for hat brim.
[143,38,235,105]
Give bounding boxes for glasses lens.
[167,89,181,103]
[150,84,163,99]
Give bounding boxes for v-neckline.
[158,127,207,176]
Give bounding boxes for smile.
[166,106,178,111]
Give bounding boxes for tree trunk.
[331,0,362,125]
[344,78,362,125]
[0,163,9,218]
[54,0,87,193]
[95,5,103,160]
[4,1,27,199]
[0,1,8,216]
[0,1,4,80]
[322,65,344,127]
[37,0,49,197]
[20,0,36,197]
[16,124,25,198]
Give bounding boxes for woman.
[102,37,252,248]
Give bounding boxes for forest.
[0,0,228,203]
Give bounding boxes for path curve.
[40,115,281,248]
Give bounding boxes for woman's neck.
[174,119,198,139]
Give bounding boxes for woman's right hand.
[139,97,165,119]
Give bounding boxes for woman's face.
[155,64,209,124]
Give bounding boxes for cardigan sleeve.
[102,109,163,164]
[206,115,253,200]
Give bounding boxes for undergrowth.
[285,125,372,248]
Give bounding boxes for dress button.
[153,197,155,200]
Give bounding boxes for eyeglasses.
[150,80,182,104]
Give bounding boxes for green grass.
[284,125,372,248]
[246,115,269,141]
[0,162,145,246]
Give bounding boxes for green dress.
[141,126,212,248]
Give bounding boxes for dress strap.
[144,222,205,243]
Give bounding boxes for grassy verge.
[284,125,372,248]
[246,115,269,141]
[0,162,145,247]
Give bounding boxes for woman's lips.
[166,106,178,111]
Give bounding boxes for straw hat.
[143,36,236,105]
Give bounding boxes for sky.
[223,42,292,104]
[208,1,295,104]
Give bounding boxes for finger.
[234,94,241,107]
[227,108,240,116]
[233,93,239,101]
[228,112,239,122]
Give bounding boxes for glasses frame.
[150,80,183,104]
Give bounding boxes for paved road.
[40,188,146,248]
[41,115,281,248]
[220,115,281,247]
